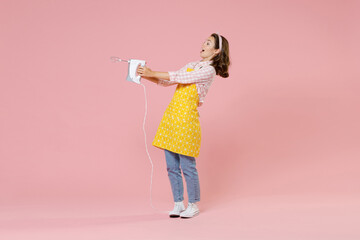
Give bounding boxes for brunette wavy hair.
[210,33,231,78]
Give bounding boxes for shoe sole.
[169,211,185,218]
[169,208,185,218]
[180,211,199,218]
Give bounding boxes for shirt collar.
[195,59,213,66]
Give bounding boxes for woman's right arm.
[142,76,159,84]
[142,75,176,86]
[142,62,193,86]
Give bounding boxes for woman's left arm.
[137,66,170,80]
[150,66,215,84]
[166,66,216,84]
[150,71,170,80]
[138,63,192,86]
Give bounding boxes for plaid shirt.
[157,60,216,107]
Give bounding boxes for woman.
[137,33,230,218]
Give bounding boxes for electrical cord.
[140,82,170,214]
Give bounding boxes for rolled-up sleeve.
[168,65,216,84]
[157,62,192,87]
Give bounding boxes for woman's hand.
[137,65,153,78]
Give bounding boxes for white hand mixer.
[110,56,146,84]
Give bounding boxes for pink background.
[1,0,359,239]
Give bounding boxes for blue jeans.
[164,149,200,203]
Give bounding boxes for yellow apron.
[152,68,201,157]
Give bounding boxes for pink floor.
[1,194,358,240]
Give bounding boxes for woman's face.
[200,36,220,60]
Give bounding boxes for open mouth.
[200,49,205,53]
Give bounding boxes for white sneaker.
[169,201,186,218]
[180,202,200,218]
